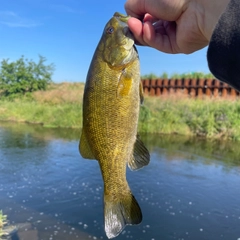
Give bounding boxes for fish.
[79,12,150,239]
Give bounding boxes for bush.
[0,55,54,97]
[0,210,7,237]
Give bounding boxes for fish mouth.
[123,27,134,41]
[113,12,130,23]
[113,12,134,42]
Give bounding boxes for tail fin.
[104,192,142,239]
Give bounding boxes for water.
[0,122,240,240]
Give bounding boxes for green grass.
[0,82,84,128]
[1,82,240,140]
[139,96,240,140]
[0,100,82,128]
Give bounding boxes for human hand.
[125,0,230,54]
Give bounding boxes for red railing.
[142,78,239,98]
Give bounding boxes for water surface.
[0,122,240,240]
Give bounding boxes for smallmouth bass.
[79,12,150,239]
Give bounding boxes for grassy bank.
[1,82,240,140]
[0,82,84,128]
[140,96,240,140]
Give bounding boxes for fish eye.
[106,26,114,34]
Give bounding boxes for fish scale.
[79,12,150,239]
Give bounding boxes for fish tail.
[104,190,142,239]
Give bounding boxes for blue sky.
[1,0,210,82]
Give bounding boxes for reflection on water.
[0,122,240,240]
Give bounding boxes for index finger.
[124,0,146,19]
[124,0,185,21]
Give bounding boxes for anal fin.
[128,135,150,170]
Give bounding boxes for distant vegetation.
[0,64,240,140]
[141,72,214,79]
[0,55,54,99]
[1,82,240,140]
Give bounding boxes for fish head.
[99,12,137,67]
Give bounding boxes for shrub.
[0,55,54,97]
[0,210,7,237]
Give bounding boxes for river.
[0,122,240,240]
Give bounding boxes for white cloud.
[50,4,80,14]
[0,11,40,28]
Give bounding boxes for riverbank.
[1,82,240,140]
[0,82,84,128]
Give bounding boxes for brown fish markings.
[79,12,150,239]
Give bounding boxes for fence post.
[213,79,220,97]
[149,79,156,96]
[156,79,162,96]
[198,78,205,99]
[143,79,149,95]
[206,79,212,97]
[176,78,182,95]
[162,78,169,95]
[190,78,197,97]
[183,78,190,95]
[230,87,237,98]
[222,82,228,97]
[169,78,175,95]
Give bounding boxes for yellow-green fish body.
[79,12,150,239]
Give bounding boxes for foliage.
[141,72,215,79]
[161,72,169,79]
[0,55,54,97]
[182,72,214,79]
[170,72,181,79]
[141,73,159,80]
[0,210,7,237]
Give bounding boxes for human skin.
[124,0,231,54]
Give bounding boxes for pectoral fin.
[117,71,133,98]
[79,130,95,159]
[128,135,150,170]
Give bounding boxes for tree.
[0,55,55,96]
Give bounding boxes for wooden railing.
[142,78,239,98]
